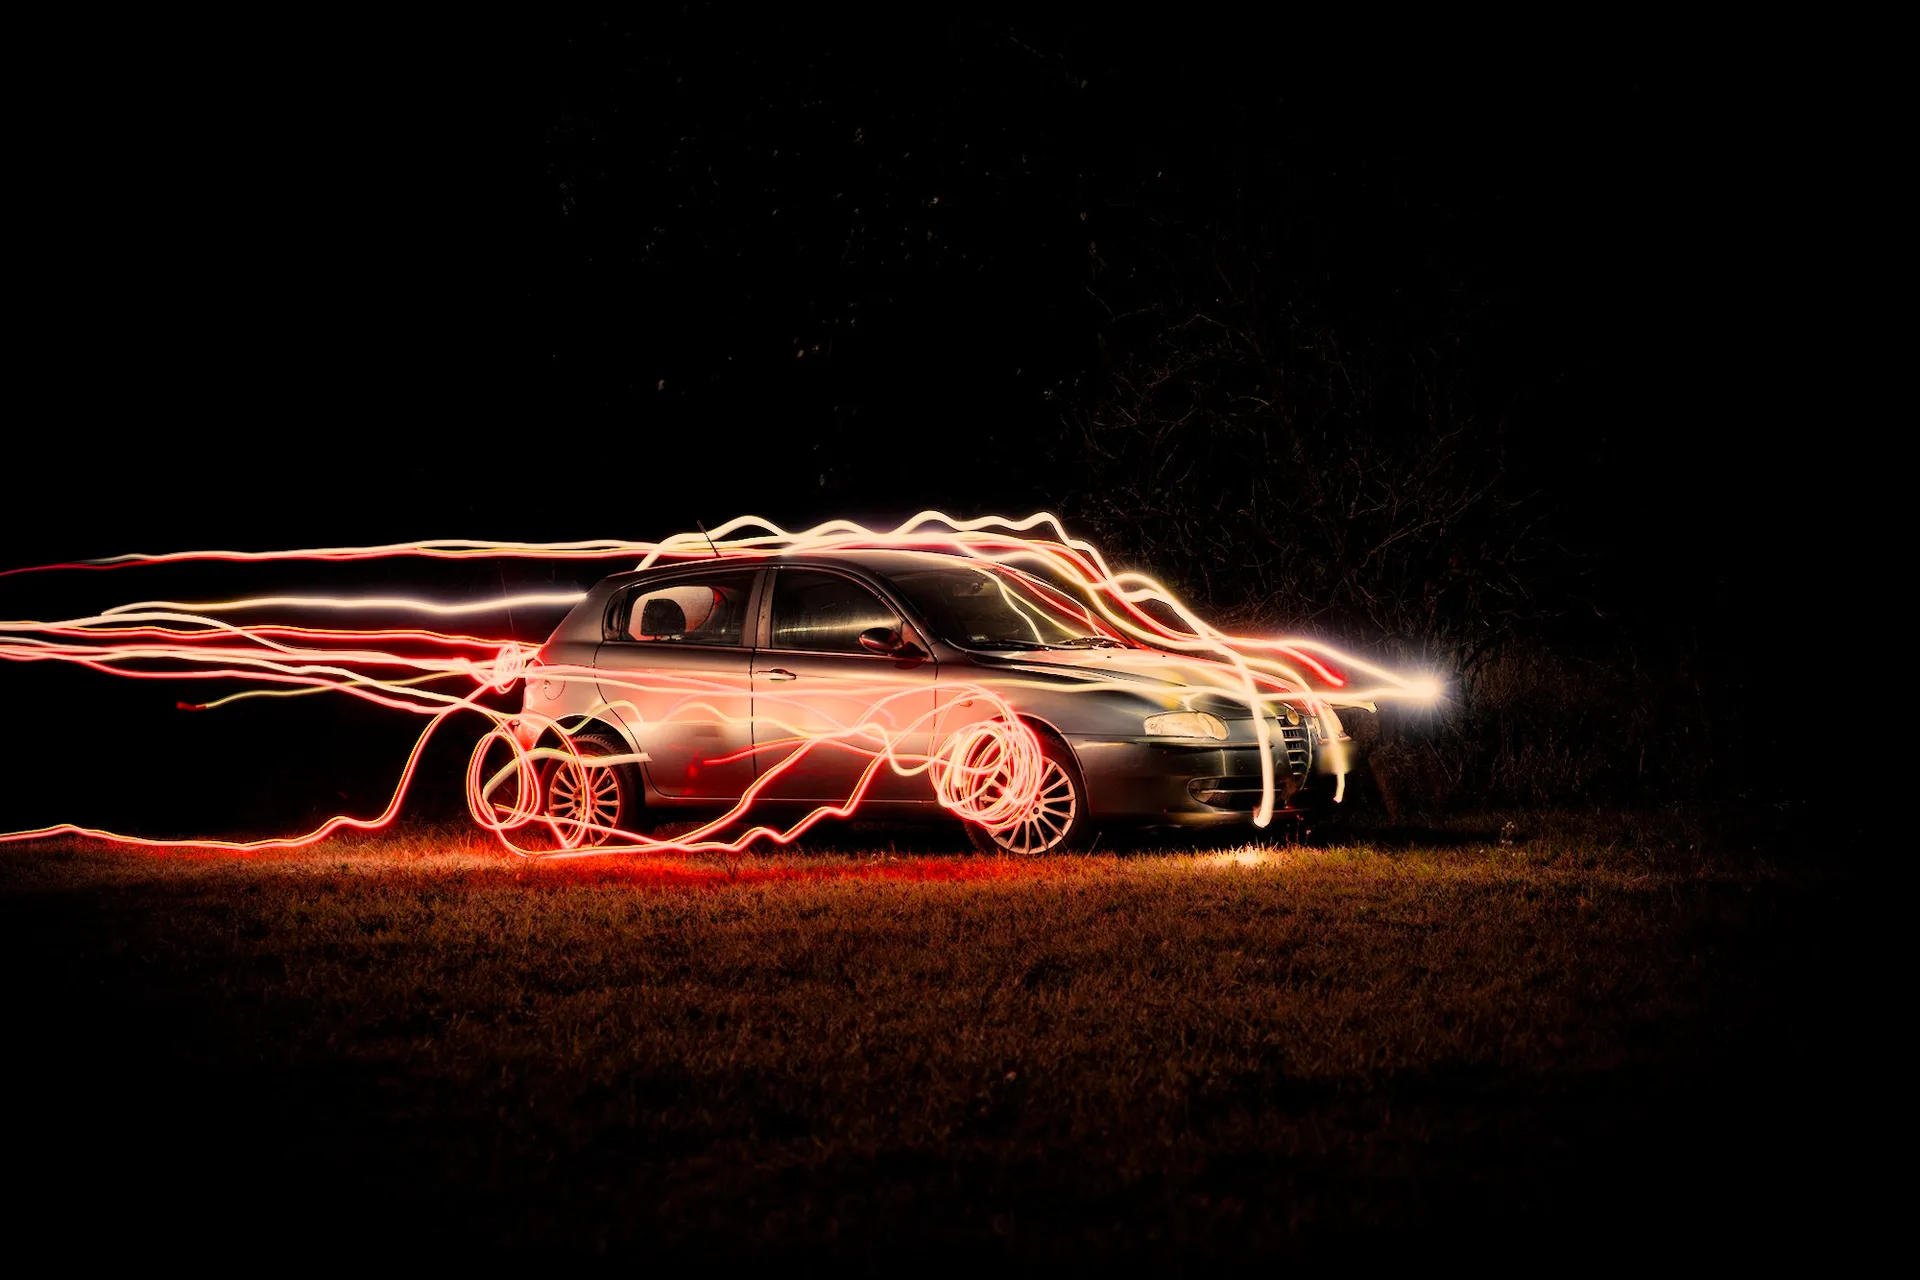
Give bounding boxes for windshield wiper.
[965,637,1127,651]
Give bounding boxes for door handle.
[764,668,797,682]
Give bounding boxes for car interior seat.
[637,597,687,640]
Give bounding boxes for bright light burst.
[0,511,1438,856]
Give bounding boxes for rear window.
[618,573,756,645]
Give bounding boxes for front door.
[751,568,939,804]
[593,569,760,799]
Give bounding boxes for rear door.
[593,569,761,799]
[751,567,939,804]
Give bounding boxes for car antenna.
[696,520,722,559]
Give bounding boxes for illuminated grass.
[0,819,1861,1260]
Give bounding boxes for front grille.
[1276,720,1310,776]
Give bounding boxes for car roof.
[605,546,1029,587]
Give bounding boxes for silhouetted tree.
[1061,226,1551,675]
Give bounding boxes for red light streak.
[1,512,1439,855]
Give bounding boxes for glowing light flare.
[91,592,586,617]
[1,512,1440,856]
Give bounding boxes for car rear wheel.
[966,732,1092,855]
[542,731,640,847]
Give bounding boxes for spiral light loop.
[931,718,1045,831]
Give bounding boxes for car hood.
[970,647,1262,697]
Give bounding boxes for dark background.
[8,15,1867,832]
[0,17,1886,1264]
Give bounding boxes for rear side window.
[769,569,900,653]
[619,573,756,645]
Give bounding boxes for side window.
[769,570,900,653]
[620,572,756,645]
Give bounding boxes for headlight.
[1142,712,1229,740]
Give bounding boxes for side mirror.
[858,626,913,656]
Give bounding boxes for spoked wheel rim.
[989,757,1077,854]
[547,757,622,840]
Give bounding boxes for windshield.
[886,563,1132,651]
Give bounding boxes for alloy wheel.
[547,757,622,836]
[989,756,1078,854]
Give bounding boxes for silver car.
[510,549,1346,854]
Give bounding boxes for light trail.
[0,513,1442,855]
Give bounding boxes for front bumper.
[1066,732,1319,827]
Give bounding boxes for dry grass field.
[0,814,1873,1261]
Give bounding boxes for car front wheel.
[966,732,1092,855]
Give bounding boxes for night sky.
[13,17,1856,810]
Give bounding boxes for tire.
[966,729,1094,855]
[541,730,642,847]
